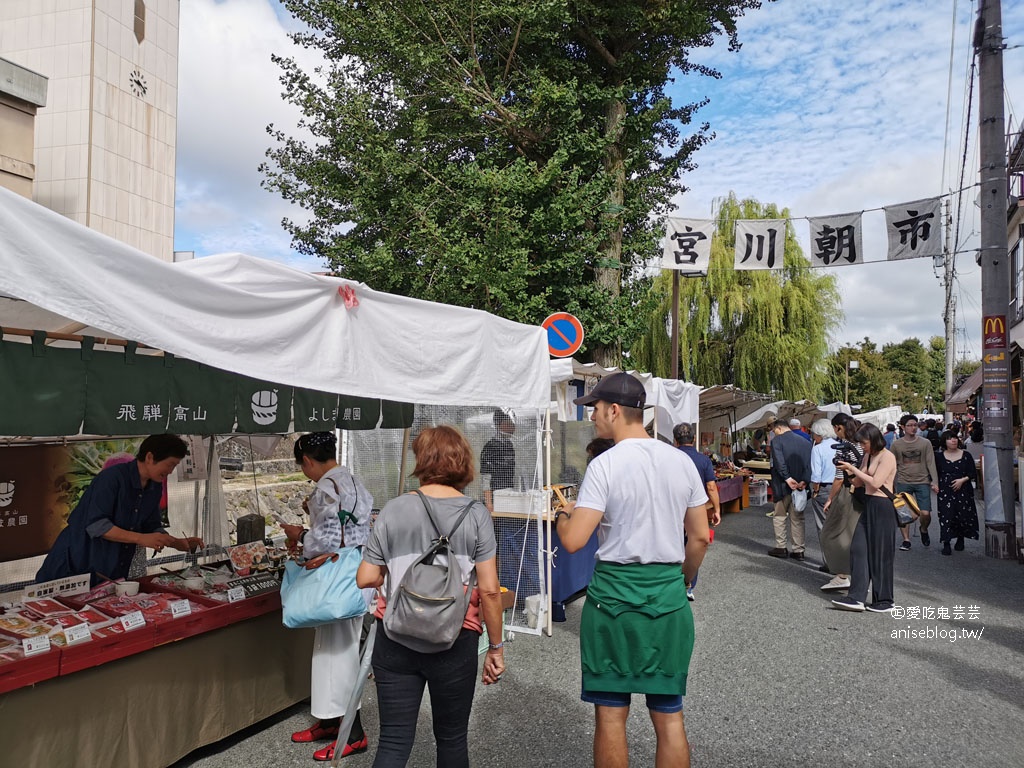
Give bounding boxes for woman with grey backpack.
[357,425,506,767]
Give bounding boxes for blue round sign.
[542,313,584,358]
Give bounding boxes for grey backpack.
[382,491,478,653]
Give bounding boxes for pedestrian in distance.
[808,419,838,535]
[819,414,864,592]
[832,424,898,613]
[765,416,812,560]
[672,422,721,602]
[935,430,979,556]
[557,372,710,768]
[891,414,939,550]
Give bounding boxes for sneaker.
[821,576,851,591]
[954,537,965,551]
[941,542,952,556]
[920,530,930,547]
[899,540,911,551]
[686,587,695,602]
[767,547,789,558]
[831,596,865,612]
[866,602,894,613]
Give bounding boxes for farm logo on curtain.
[885,197,942,261]
[734,219,786,270]
[663,218,713,274]
[808,212,864,267]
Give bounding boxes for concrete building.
[0,1,179,260]
[0,57,47,198]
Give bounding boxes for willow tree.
[632,193,842,398]
[262,1,765,366]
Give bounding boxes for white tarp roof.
[733,399,852,432]
[0,186,550,409]
[548,359,700,436]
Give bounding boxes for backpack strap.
[326,474,360,548]
[413,490,476,546]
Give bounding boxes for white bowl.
[115,581,140,596]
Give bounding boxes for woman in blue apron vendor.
[36,434,203,586]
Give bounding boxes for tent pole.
[544,407,553,637]
[396,427,411,495]
[200,435,214,553]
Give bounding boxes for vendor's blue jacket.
[36,461,166,586]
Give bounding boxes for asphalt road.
[173,500,1024,768]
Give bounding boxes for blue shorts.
[580,689,684,714]
[894,481,932,512]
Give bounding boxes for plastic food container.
[115,581,140,596]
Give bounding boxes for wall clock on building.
[129,69,148,98]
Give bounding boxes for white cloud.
[173,0,1024,360]
[669,0,1024,357]
[174,0,324,268]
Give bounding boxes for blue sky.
[174,0,1024,357]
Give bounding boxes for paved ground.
[173,501,1024,768]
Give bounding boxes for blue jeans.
[371,624,479,768]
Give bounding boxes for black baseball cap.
[573,373,648,409]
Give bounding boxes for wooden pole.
[670,269,680,379]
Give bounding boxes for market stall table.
[716,475,750,514]
[0,610,313,768]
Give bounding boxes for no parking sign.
[542,312,584,358]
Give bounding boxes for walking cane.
[331,620,377,767]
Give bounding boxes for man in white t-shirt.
[555,372,710,768]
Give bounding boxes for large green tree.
[824,336,954,413]
[262,0,764,365]
[631,193,841,398]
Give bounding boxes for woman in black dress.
[935,430,979,555]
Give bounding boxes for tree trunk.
[592,97,626,368]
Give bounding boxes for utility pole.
[942,198,956,421]
[975,0,1016,559]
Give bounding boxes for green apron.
[580,561,694,696]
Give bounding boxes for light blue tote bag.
[280,546,367,629]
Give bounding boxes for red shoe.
[291,722,339,743]
[313,736,369,761]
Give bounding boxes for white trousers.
[310,615,362,720]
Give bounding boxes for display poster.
[0,440,140,563]
[293,389,340,431]
[0,445,72,562]
[0,339,86,436]
[166,359,237,434]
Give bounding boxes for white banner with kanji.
[808,212,864,267]
[733,219,786,270]
[884,197,942,261]
[662,218,713,273]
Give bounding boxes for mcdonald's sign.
[983,315,1007,350]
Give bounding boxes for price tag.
[121,610,146,632]
[227,587,246,603]
[64,623,92,646]
[170,599,192,618]
[22,635,51,656]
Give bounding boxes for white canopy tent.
[548,358,701,437]
[0,186,550,410]
[855,406,904,431]
[733,399,852,432]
